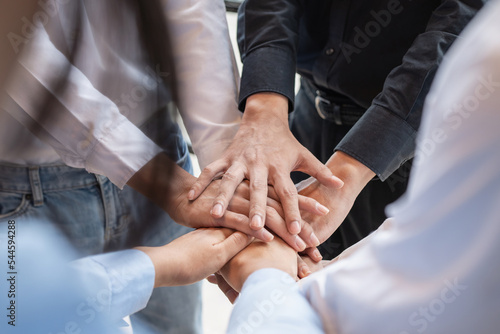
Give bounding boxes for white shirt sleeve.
[228,268,324,334]
[229,2,500,333]
[2,25,162,188]
[164,0,242,168]
[70,249,155,321]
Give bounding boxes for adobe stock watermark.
[113,64,170,118]
[340,0,406,63]
[47,267,136,334]
[399,278,467,334]
[8,0,71,54]
[387,73,500,193]
[234,273,295,334]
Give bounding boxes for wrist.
[325,151,375,195]
[242,92,289,125]
[127,153,195,215]
[135,246,172,288]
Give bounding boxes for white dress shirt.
[0,0,241,187]
[228,1,500,333]
[70,249,155,323]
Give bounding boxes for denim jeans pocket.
[0,191,30,220]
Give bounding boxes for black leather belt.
[302,79,366,126]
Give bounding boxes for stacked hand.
[136,228,253,287]
[129,93,376,295]
[187,92,344,240]
[128,152,329,252]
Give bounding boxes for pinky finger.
[215,273,240,304]
[304,247,323,263]
[297,255,312,278]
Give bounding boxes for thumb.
[216,231,253,262]
[298,149,344,189]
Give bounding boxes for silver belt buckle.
[315,92,342,125]
[315,93,330,121]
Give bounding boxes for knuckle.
[242,148,259,164]
[202,165,216,176]
[216,193,230,205]
[222,171,238,182]
[280,186,298,199]
[250,204,264,216]
[265,206,278,217]
[251,178,268,191]
[233,214,247,226]
[230,232,247,246]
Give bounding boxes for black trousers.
[290,79,411,259]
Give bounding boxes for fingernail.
[333,176,344,188]
[315,202,329,215]
[309,232,320,247]
[313,249,322,260]
[226,290,239,302]
[187,189,195,200]
[290,220,301,234]
[261,229,274,242]
[211,203,223,217]
[250,215,263,229]
[295,237,306,251]
[301,266,312,277]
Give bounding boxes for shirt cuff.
[239,47,296,112]
[228,268,324,333]
[85,119,163,189]
[336,104,417,181]
[78,249,155,321]
[241,268,296,292]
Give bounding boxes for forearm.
[127,152,195,215]
[242,92,289,125]
[325,151,375,197]
[338,0,484,180]
[165,0,242,168]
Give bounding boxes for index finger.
[188,159,228,200]
[211,164,247,218]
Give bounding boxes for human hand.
[297,151,376,259]
[135,228,252,288]
[209,254,329,304]
[219,236,298,292]
[187,92,344,237]
[297,255,331,279]
[206,273,239,304]
[171,174,328,252]
[127,153,317,248]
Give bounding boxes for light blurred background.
[185,4,299,332]
[199,7,240,334]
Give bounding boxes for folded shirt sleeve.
[69,249,155,322]
[2,26,162,188]
[336,0,484,180]
[165,0,242,168]
[227,268,324,334]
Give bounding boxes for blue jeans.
[0,115,202,333]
